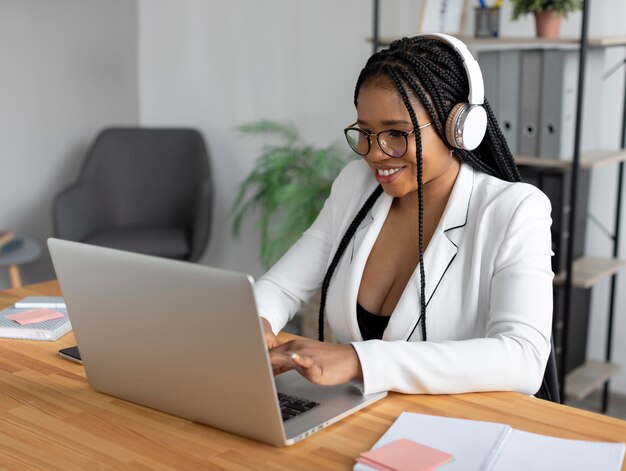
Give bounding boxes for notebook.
[47,238,387,446]
[0,296,71,341]
[355,412,625,471]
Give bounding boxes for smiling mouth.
[376,167,405,177]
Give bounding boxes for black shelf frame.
[601,50,626,413]
[559,0,591,404]
[563,0,626,412]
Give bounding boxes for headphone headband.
[418,33,487,150]
[421,33,484,105]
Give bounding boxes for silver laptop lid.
[48,238,286,445]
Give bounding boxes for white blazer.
[255,160,554,396]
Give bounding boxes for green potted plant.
[233,119,350,339]
[510,0,583,38]
[232,119,350,270]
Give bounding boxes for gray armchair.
[54,128,212,262]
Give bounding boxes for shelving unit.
[519,5,626,410]
[500,26,626,408]
[370,3,626,411]
[515,149,626,405]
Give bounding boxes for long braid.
[388,68,428,340]
[318,185,383,341]
[483,98,521,181]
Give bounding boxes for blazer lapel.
[424,163,474,306]
[386,163,475,340]
[334,164,475,342]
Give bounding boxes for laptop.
[47,238,386,446]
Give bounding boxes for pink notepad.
[6,308,65,325]
[357,438,454,471]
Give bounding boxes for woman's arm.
[255,160,369,335]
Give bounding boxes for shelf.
[462,36,626,49]
[461,36,580,52]
[373,36,626,51]
[565,360,621,401]
[515,149,626,170]
[588,36,626,48]
[375,36,577,51]
[553,257,626,289]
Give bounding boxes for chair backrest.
[81,128,210,228]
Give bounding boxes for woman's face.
[355,81,458,198]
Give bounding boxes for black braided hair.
[318,36,519,342]
[387,68,428,341]
[318,185,383,341]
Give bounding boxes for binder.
[518,50,543,157]
[539,50,578,160]
[497,50,521,155]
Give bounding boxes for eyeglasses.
[343,122,432,158]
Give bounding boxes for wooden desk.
[2,281,626,470]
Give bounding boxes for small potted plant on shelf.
[510,0,583,39]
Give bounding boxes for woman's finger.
[290,353,323,383]
[269,347,298,369]
[290,352,314,369]
[273,366,292,376]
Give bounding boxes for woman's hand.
[269,339,363,386]
[261,317,278,350]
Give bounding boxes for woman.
[255,34,553,396]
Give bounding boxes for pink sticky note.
[357,438,454,471]
[6,308,64,325]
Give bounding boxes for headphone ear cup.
[445,103,488,151]
[445,103,467,149]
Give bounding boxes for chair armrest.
[188,179,213,262]
[53,183,102,241]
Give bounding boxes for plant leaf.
[232,119,351,269]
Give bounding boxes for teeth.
[377,168,401,177]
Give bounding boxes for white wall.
[137,0,420,278]
[0,0,139,287]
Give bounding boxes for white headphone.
[421,33,487,151]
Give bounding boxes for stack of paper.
[355,412,625,471]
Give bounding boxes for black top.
[356,302,391,340]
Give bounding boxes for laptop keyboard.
[278,392,320,422]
